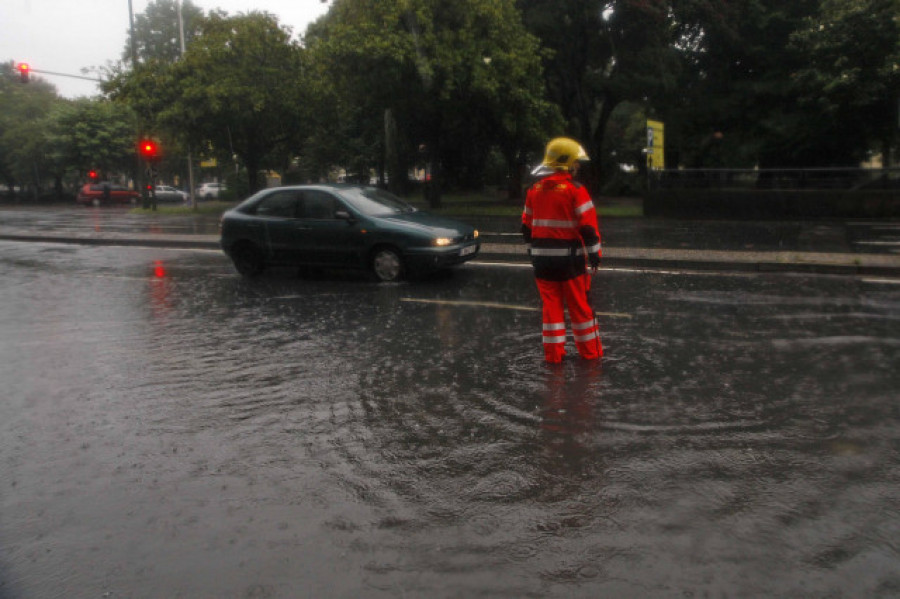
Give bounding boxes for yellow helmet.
[540,137,589,171]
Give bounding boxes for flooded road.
[1,241,898,598]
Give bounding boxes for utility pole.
[177,0,197,210]
[128,0,145,207]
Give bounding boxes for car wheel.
[231,242,266,277]
[371,247,404,282]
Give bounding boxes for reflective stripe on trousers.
[535,274,602,362]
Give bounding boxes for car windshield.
[337,187,416,216]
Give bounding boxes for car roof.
[259,183,375,193]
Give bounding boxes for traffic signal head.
[17,63,30,83]
[138,139,159,160]
[88,170,98,181]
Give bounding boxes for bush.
[223,170,250,202]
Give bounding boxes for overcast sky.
[1,0,331,98]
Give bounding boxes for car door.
[253,190,305,264]
[298,190,365,267]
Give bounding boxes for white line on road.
[400,297,633,318]
[861,277,900,285]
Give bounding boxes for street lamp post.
[177,0,197,210]
[128,0,146,207]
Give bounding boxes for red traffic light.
[88,170,98,180]
[138,139,159,159]
[17,63,30,83]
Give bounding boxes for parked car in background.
[76,183,140,206]
[153,185,189,203]
[196,182,226,199]
[220,184,480,281]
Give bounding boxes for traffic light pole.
[144,163,158,211]
[177,0,197,210]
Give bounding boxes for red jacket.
[522,172,601,280]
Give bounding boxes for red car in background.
[76,182,140,206]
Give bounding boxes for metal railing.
[650,167,900,191]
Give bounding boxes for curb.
[0,232,220,251]
[2,232,899,278]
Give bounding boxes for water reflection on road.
[0,243,898,597]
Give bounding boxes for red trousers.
[536,274,602,363]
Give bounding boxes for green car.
[220,185,480,281]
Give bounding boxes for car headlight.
[473,230,479,239]
[433,237,453,246]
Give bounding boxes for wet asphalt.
[1,204,900,276]
[0,236,899,597]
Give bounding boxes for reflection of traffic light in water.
[149,260,173,320]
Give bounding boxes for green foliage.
[124,0,204,64]
[305,0,557,203]
[168,12,306,192]
[0,63,135,198]
[8,0,899,204]
[790,0,900,164]
[659,0,899,168]
[519,0,682,186]
[46,99,137,177]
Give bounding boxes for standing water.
[0,243,898,597]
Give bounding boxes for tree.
[518,0,682,189]
[124,0,204,64]
[306,0,556,205]
[136,11,308,193]
[791,0,900,166]
[660,0,836,168]
[0,62,62,199]
[45,99,138,182]
[656,0,899,169]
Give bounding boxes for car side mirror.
[335,210,355,222]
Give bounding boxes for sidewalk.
[478,241,900,276]
[1,204,899,277]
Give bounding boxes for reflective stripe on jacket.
[522,172,601,281]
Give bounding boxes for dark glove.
[589,253,600,269]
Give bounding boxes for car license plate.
[460,245,477,257]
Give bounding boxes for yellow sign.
[646,120,664,169]
[200,158,218,168]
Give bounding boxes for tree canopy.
[124,0,204,64]
[305,0,557,203]
[3,0,899,201]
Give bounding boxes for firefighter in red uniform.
[522,137,602,363]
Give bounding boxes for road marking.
[862,277,900,285]
[470,261,531,269]
[402,298,538,312]
[470,261,759,278]
[600,266,758,278]
[400,298,633,318]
